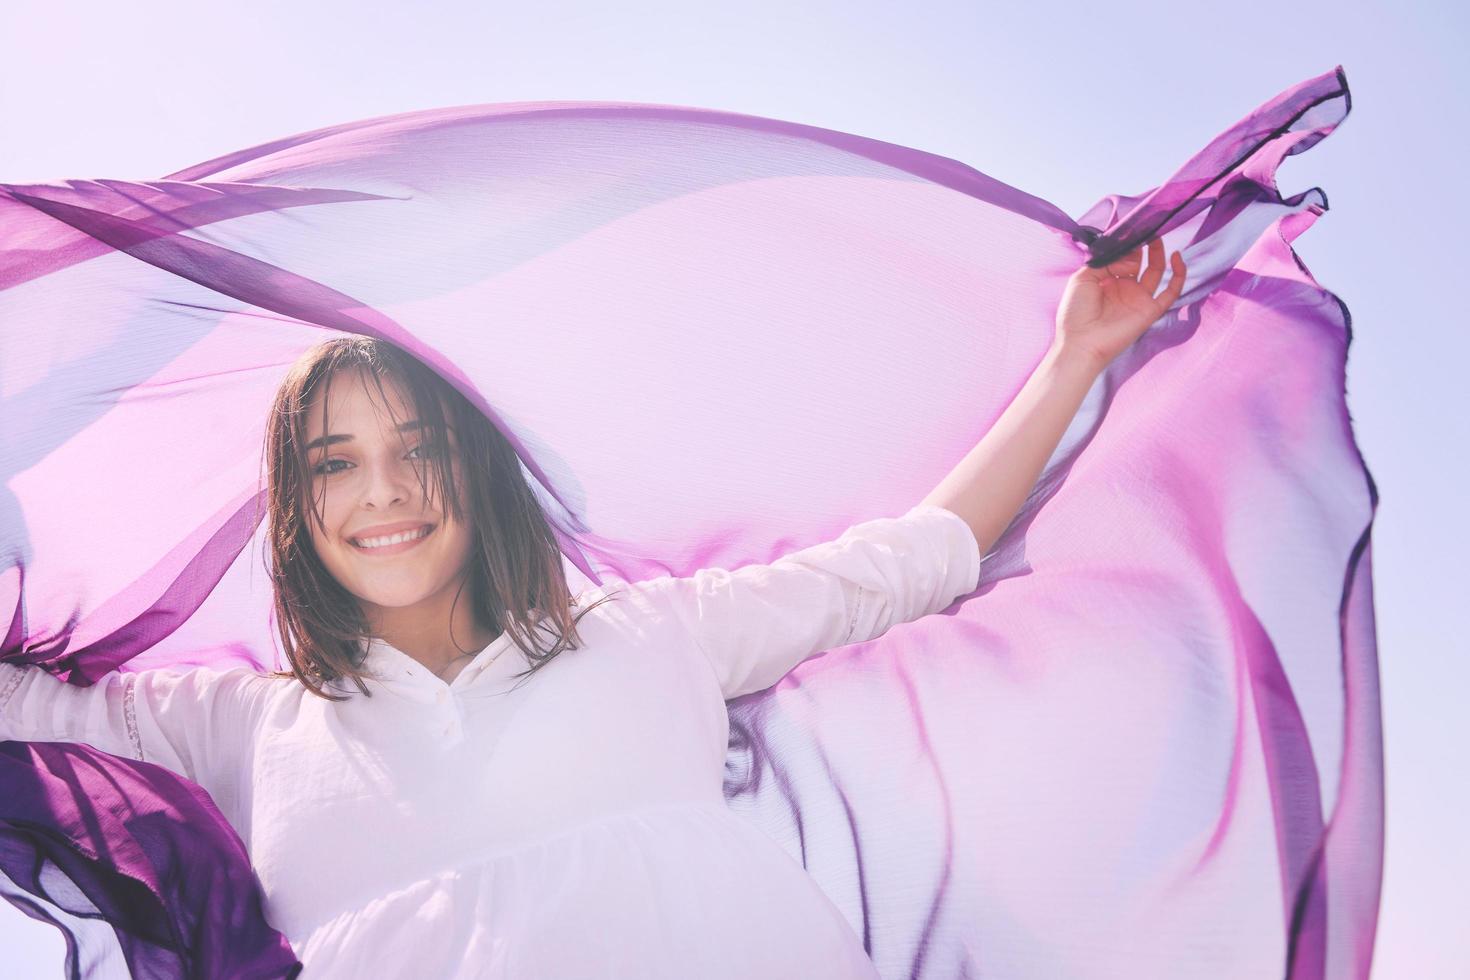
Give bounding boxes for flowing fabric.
[0,63,1379,978]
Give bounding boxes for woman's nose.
[361,458,417,509]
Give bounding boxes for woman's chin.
[350,578,444,610]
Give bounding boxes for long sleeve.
[0,660,272,790]
[632,503,982,700]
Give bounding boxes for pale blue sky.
[2,1,1464,976]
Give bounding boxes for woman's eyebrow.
[303,419,452,452]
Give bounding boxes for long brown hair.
[261,336,617,701]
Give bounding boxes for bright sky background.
[3,1,1463,976]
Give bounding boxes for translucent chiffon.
[0,64,1379,978]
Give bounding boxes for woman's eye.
[313,443,438,476]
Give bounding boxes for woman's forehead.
[305,368,419,437]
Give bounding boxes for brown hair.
[260,335,617,701]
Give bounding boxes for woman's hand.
[1054,236,1187,369]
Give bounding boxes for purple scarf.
[0,64,1379,978]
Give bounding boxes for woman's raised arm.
[924,238,1187,556]
[628,502,981,701]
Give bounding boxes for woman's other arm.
[0,660,272,789]
[923,238,1187,556]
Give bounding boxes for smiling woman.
[0,332,984,979]
[264,336,616,698]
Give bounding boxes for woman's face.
[303,368,476,616]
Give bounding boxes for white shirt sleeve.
[0,660,272,790]
[631,503,982,700]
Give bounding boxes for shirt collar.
[351,628,529,698]
[345,599,584,697]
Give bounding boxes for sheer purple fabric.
[1,64,1379,978]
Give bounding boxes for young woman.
[1,242,1184,977]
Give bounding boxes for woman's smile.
[349,521,437,555]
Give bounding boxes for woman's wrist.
[1043,339,1109,382]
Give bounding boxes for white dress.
[0,503,981,979]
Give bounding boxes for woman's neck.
[361,571,500,677]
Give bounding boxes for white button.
[435,690,447,702]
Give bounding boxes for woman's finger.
[1154,251,1187,311]
[1138,237,1165,295]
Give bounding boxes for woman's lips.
[349,523,435,555]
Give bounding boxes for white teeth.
[353,526,431,549]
